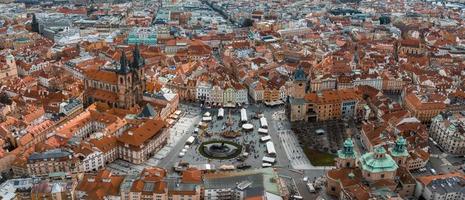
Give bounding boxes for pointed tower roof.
[293,67,307,81]
[131,44,144,69]
[118,50,129,74]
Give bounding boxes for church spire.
[131,44,143,69]
[293,65,307,82]
[118,50,129,74]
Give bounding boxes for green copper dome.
[360,147,398,173]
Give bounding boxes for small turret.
[336,138,357,168]
[390,136,409,166]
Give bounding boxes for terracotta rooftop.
[327,167,363,188]
[182,168,202,184]
[117,119,165,147]
[84,69,118,84]
[76,170,124,199]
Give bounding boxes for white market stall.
[260,117,268,128]
[266,141,276,156]
[240,108,247,122]
[242,123,254,131]
[258,128,268,134]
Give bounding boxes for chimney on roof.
[128,131,133,136]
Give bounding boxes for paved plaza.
[105,103,331,198]
[147,104,202,168]
[161,106,275,170]
[278,130,313,169]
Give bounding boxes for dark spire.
[293,66,307,81]
[131,44,144,69]
[118,50,129,74]
[31,13,39,33]
[131,45,140,69]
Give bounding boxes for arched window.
[120,77,124,84]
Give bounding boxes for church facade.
[83,46,146,109]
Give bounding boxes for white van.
[307,182,316,193]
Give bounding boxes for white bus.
[260,117,268,128]
[266,141,276,156]
[218,108,224,119]
[240,108,247,122]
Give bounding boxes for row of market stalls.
[167,110,182,126]
[198,107,276,167]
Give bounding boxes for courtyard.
[292,119,350,166]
